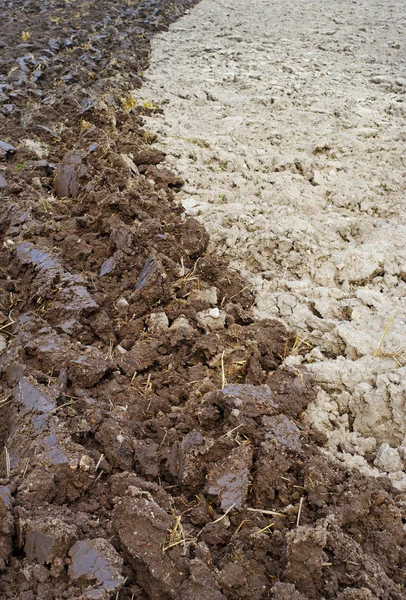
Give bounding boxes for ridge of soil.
[0,0,405,599]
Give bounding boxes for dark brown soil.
[0,0,405,599]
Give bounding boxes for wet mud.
[0,0,405,598]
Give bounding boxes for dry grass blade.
[256,522,274,534]
[95,454,104,472]
[173,257,202,290]
[163,515,188,553]
[235,519,250,534]
[228,284,252,302]
[373,313,406,366]
[388,347,406,368]
[296,497,304,526]
[222,423,243,438]
[0,393,12,409]
[120,93,137,111]
[196,503,236,539]
[290,335,312,356]
[374,313,395,356]
[134,373,153,399]
[181,136,210,148]
[49,398,75,415]
[4,446,10,477]
[0,319,15,333]
[143,373,153,397]
[247,507,286,517]
[221,350,227,389]
[105,338,114,360]
[211,503,235,525]
[282,335,312,360]
[21,458,30,479]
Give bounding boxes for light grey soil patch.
[136,0,406,487]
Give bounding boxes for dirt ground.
[138,0,406,488]
[0,0,405,599]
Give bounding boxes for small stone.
[304,143,314,156]
[374,443,403,473]
[0,174,8,188]
[115,344,127,354]
[69,458,79,471]
[115,297,129,313]
[284,355,304,367]
[209,307,220,318]
[95,419,133,470]
[79,455,95,472]
[0,334,7,354]
[272,582,308,600]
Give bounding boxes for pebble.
[116,297,129,313]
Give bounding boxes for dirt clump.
[0,0,405,598]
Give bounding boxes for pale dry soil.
[136,0,406,487]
